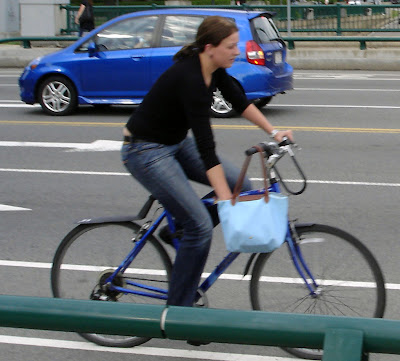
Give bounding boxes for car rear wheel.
[210,88,237,118]
[38,76,78,116]
[253,96,272,109]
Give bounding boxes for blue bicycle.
[51,140,386,360]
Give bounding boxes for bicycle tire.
[51,221,172,348]
[250,223,386,360]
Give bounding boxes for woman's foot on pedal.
[158,226,183,246]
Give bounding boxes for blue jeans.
[121,136,252,306]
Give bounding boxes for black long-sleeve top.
[125,54,250,170]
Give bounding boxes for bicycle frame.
[104,171,319,301]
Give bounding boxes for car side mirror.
[88,42,99,56]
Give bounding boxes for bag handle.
[231,145,269,205]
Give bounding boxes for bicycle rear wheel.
[250,223,386,360]
[51,221,172,347]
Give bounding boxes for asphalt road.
[0,69,399,361]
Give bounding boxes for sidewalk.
[1,42,400,70]
[0,45,59,68]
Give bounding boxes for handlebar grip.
[245,142,280,157]
[244,146,259,156]
[244,142,273,156]
[245,139,294,157]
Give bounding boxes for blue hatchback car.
[19,8,293,118]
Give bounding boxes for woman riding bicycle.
[121,16,293,308]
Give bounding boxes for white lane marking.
[295,87,400,92]
[293,74,400,80]
[0,335,300,361]
[1,168,399,188]
[5,84,400,90]
[0,204,31,211]
[0,103,39,108]
[252,178,400,187]
[2,103,400,109]
[270,104,400,109]
[0,140,122,152]
[0,168,127,176]
[0,259,399,290]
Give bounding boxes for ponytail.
[173,43,199,62]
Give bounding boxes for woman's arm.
[206,164,232,201]
[215,70,293,142]
[241,103,293,142]
[206,104,293,201]
[75,4,85,24]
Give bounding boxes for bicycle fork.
[287,222,320,297]
[269,174,319,297]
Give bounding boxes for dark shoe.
[158,225,174,245]
[158,225,183,246]
[187,340,211,346]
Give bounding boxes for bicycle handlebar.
[245,139,307,195]
[244,138,292,156]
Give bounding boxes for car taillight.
[246,40,265,66]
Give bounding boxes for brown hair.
[173,16,238,61]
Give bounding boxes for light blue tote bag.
[217,147,288,253]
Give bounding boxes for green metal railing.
[0,36,79,49]
[283,35,400,49]
[2,4,400,49]
[60,3,400,35]
[1,295,400,360]
[0,34,396,49]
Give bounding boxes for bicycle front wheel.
[51,221,172,348]
[250,223,386,360]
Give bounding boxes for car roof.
[108,8,274,23]
[87,8,276,41]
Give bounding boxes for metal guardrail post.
[336,3,342,36]
[22,40,31,49]
[323,329,366,361]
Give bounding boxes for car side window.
[79,15,158,52]
[160,15,205,48]
[252,16,281,44]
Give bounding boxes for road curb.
[0,46,58,68]
[287,47,400,71]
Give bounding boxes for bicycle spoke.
[251,223,385,360]
[51,222,171,347]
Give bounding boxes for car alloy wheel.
[38,76,77,116]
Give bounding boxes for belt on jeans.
[123,136,149,144]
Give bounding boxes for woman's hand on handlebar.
[272,129,294,143]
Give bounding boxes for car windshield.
[77,16,158,52]
[251,16,281,44]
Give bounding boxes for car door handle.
[131,55,144,61]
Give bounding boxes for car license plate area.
[274,51,283,64]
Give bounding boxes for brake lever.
[267,139,307,195]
